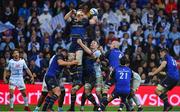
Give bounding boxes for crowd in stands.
[0,0,179,85]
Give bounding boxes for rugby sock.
[81,92,87,106]
[47,94,58,110]
[34,106,40,111]
[58,89,65,107]
[100,98,108,111]
[10,97,14,108]
[132,95,141,106]
[87,94,97,106]
[42,96,51,111]
[70,93,76,109]
[23,97,28,106]
[159,93,168,105]
[128,98,134,110]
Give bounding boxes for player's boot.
[9,108,14,112]
[24,106,31,111]
[80,106,84,112]
[118,107,123,112]
[163,103,173,112]
[58,107,64,112]
[67,108,75,112]
[137,105,143,112]
[93,104,100,111]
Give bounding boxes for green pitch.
[1,105,180,111]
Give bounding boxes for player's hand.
[148,72,154,76]
[30,77,35,84]
[71,60,78,65]
[3,78,8,84]
[71,9,76,14]
[77,39,83,44]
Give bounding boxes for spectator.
[27,33,40,52]
[169,25,180,42]
[18,2,30,20]
[165,0,177,14]
[38,7,52,25]
[170,39,180,59]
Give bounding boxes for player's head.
[56,46,62,55]
[12,48,20,60]
[76,10,85,20]
[160,48,168,58]
[90,40,99,49]
[120,55,130,66]
[110,40,120,49]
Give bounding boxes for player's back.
[165,54,179,80]
[108,48,123,68]
[46,55,63,77]
[114,66,132,94]
[8,59,27,78]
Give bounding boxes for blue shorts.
[161,76,179,90]
[111,90,129,102]
[45,76,59,91]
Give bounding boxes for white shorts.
[132,80,141,92]
[42,77,48,92]
[9,77,26,90]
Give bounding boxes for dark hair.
[120,56,130,65]
[160,48,168,53]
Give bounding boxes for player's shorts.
[132,79,141,92]
[83,68,96,88]
[9,77,26,90]
[157,76,179,92]
[69,37,83,52]
[111,90,129,100]
[45,76,59,91]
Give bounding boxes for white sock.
[10,97,14,108]
[133,95,141,106]
[35,106,40,110]
[23,97,28,106]
[58,107,63,111]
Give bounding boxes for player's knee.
[155,89,161,95]
[53,87,61,96]
[20,91,27,97]
[71,86,78,94]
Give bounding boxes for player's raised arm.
[77,39,92,55]
[148,61,167,76]
[64,9,76,21]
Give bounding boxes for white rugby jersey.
[6,59,28,78]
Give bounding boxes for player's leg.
[96,75,103,103]
[155,77,178,111]
[9,78,17,111]
[68,84,82,111]
[34,78,48,111]
[80,91,86,111]
[84,83,99,111]
[127,90,143,111]
[43,76,61,111]
[9,88,15,111]
[20,89,31,111]
[18,78,30,111]
[58,86,65,112]
[34,91,48,111]
[119,94,130,111]
[99,91,117,111]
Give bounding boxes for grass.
[1,105,180,111]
